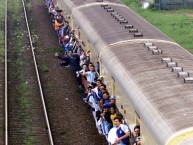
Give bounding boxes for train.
[55,0,193,144]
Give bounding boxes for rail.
[4,0,54,144]
[21,0,54,144]
[4,0,8,144]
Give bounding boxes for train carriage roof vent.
[120,20,128,24]
[151,49,162,55]
[144,42,153,47]
[161,58,172,63]
[134,33,143,37]
[147,46,158,51]
[104,6,111,9]
[166,62,177,67]
[177,72,189,78]
[115,15,123,20]
[113,13,120,17]
[96,0,103,2]
[118,18,125,22]
[129,28,138,33]
[171,67,183,72]
[101,4,108,7]
[107,9,114,12]
[125,25,133,29]
[111,12,118,16]
[184,77,193,84]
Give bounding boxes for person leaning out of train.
[108,117,131,145]
[98,91,110,112]
[54,15,64,36]
[131,125,140,145]
[103,96,116,109]
[110,106,117,126]
[83,65,98,84]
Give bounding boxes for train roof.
[63,1,193,144]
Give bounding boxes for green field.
[121,0,193,53]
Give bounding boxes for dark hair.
[100,83,106,89]
[134,125,140,131]
[114,116,122,122]
[102,90,109,96]
[116,113,123,120]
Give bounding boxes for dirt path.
[27,0,107,144]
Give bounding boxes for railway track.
[4,0,54,144]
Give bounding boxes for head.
[103,91,109,100]
[96,79,102,86]
[110,106,116,114]
[116,113,123,120]
[68,50,73,57]
[90,66,95,72]
[114,117,122,127]
[110,97,116,104]
[134,125,140,136]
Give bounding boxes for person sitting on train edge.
[113,116,131,145]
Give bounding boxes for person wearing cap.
[103,96,116,109]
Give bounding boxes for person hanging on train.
[103,96,116,109]
[110,106,117,126]
[55,50,82,88]
[54,15,64,37]
[83,65,98,84]
[113,116,131,145]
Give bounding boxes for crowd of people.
[46,1,142,145]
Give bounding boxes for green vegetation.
[121,0,193,53]
[41,59,49,72]
[0,0,5,62]
[8,0,35,144]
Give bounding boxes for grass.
[121,0,193,53]
[41,59,49,72]
[0,0,5,62]
[8,0,35,144]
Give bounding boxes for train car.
[56,0,193,144]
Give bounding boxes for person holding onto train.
[55,50,82,88]
[83,65,98,84]
[108,116,131,145]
